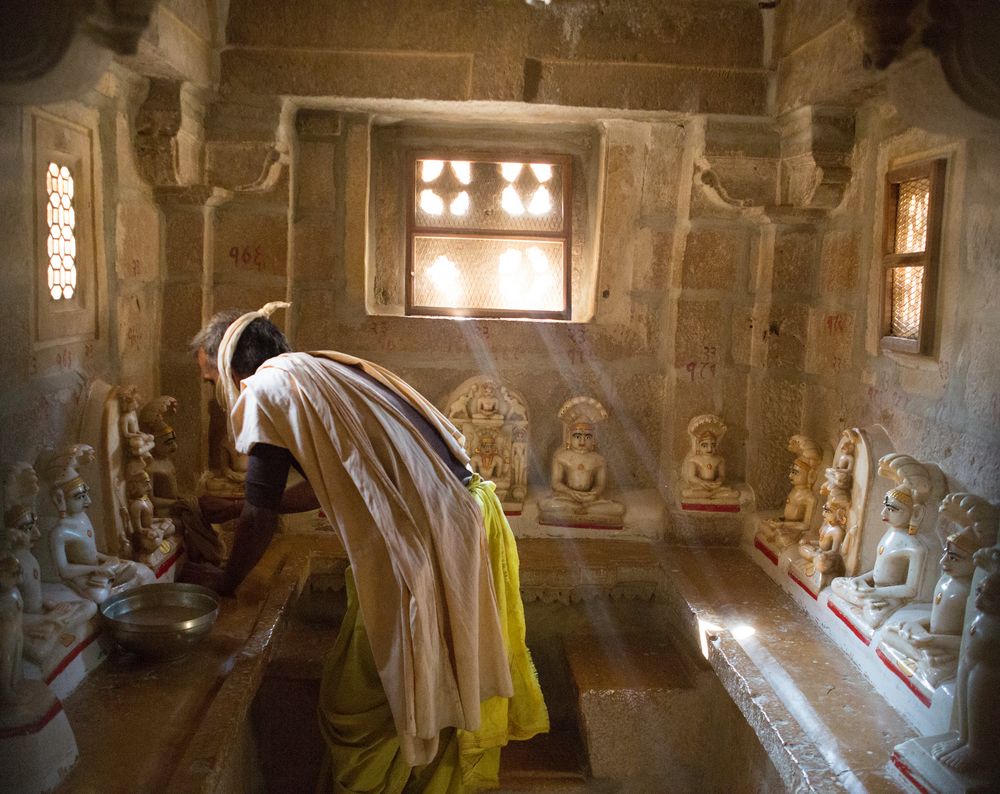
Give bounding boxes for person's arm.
[278,479,320,513]
[182,442,297,595]
[218,503,280,594]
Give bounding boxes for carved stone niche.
[0,0,157,106]
[442,376,528,515]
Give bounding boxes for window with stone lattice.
[405,152,572,319]
[880,158,946,354]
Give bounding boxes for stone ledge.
[660,546,914,793]
[56,536,916,793]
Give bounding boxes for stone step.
[565,632,705,790]
[498,729,589,790]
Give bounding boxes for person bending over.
[183,304,548,792]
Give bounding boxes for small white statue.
[830,453,932,629]
[471,383,502,421]
[538,397,624,528]
[470,431,505,481]
[510,426,528,502]
[42,446,153,604]
[882,493,998,688]
[798,486,851,581]
[4,506,96,664]
[931,545,1000,778]
[3,462,40,522]
[125,470,175,555]
[139,395,180,516]
[762,435,822,547]
[0,554,26,705]
[118,386,154,458]
[680,414,739,501]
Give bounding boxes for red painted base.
[681,502,740,513]
[877,647,932,707]
[827,600,872,646]
[788,570,818,600]
[0,699,62,740]
[537,520,624,530]
[891,751,930,794]
[754,536,779,565]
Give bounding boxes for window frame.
[404,149,573,321]
[879,158,946,355]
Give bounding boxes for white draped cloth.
[227,350,513,765]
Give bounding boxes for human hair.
[190,308,291,377]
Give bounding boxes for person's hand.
[178,560,231,595]
[198,495,244,524]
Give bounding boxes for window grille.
[406,153,572,319]
[880,159,945,354]
[45,161,77,301]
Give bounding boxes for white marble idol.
[538,397,624,528]
[830,453,938,630]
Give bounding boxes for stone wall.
[0,66,164,468]
[3,0,999,527]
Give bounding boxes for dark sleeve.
[245,443,295,510]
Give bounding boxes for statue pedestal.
[826,592,879,646]
[680,497,740,513]
[891,736,993,794]
[786,557,827,600]
[144,536,183,580]
[537,512,624,530]
[0,680,78,793]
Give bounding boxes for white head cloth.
[215,301,290,435]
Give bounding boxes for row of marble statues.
[443,378,627,527]
[447,379,745,526]
[752,426,1000,786]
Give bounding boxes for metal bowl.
[100,582,220,660]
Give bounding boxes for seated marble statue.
[140,396,180,516]
[204,436,249,496]
[830,485,927,628]
[881,526,978,687]
[119,386,155,458]
[798,487,850,579]
[539,398,624,527]
[763,435,821,546]
[4,506,96,663]
[472,383,502,421]
[46,463,153,604]
[932,546,1000,777]
[126,471,176,552]
[680,414,739,501]
[470,432,505,481]
[0,554,27,705]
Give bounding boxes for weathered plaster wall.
[766,3,1000,502]
[0,66,165,471]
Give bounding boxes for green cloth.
[319,477,549,793]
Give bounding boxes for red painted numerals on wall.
[229,245,264,270]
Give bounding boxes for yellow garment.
[319,477,549,793]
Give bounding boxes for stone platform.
[52,533,918,793]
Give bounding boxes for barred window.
[880,159,946,354]
[406,153,571,319]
